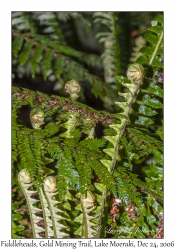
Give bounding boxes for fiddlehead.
[18,169,45,238]
[43,176,70,238]
[30,108,45,130]
[97,63,145,236]
[60,80,81,138]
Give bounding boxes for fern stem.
[148,31,163,66]
[97,85,141,236]
[39,188,54,238]
[98,64,145,236]
[110,85,142,173]
[12,87,114,125]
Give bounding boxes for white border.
[0,0,174,247]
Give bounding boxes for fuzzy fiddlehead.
[65,79,81,101]
[18,169,45,238]
[43,176,70,238]
[30,108,45,130]
[126,63,145,86]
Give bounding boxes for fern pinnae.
[130,36,146,63]
[136,14,163,69]
[18,169,45,238]
[83,117,96,139]
[19,39,34,66]
[17,133,37,183]
[12,111,18,164]
[34,12,66,43]
[41,49,54,81]
[12,34,25,58]
[134,18,163,126]
[93,12,121,84]
[30,43,44,78]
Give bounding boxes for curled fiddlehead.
[97,63,145,236]
[18,169,45,238]
[30,108,45,130]
[126,63,145,85]
[43,176,70,238]
[65,79,81,101]
[44,176,57,192]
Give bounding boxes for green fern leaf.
[152,14,163,25]
[19,40,34,65]
[30,44,44,78]
[41,49,54,80]
[135,116,154,125]
[54,55,65,77]
[146,83,163,98]
[138,105,157,116]
[12,35,24,58]
[142,94,163,109]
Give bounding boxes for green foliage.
[12,13,105,100]
[12,12,163,239]
[12,200,25,238]
[136,14,163,68]
[93,12,121,83]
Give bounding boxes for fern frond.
[130,36,146,63]
[19,40,34,65]
[17,128,44,185]
[34,12,66,43]
[44,141,80,198]
[93,12,121,84]
[30,44,44,78]
[12,12,35,32]
[125,127,163,157]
